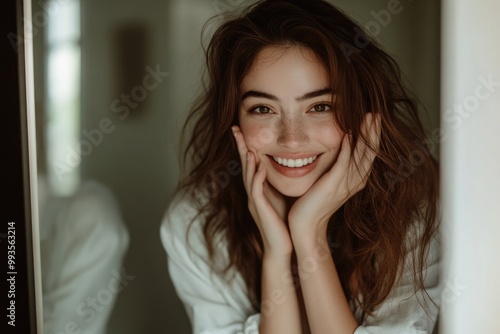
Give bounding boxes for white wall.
[441,0,500,333]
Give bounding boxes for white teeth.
[272,155,318,168]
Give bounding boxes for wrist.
[290,227,331,260]
[289,217,329,245]
[262,247,293,265]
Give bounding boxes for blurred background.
[31,0,440,333]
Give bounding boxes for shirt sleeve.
[160,194,261,334]
[353,224,441,334]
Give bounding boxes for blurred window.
[45,0,81,195]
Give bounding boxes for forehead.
[241,46,329,94]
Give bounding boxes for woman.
[161,0,440,333]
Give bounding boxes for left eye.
[310,104,332,112]
[250,106,272,114]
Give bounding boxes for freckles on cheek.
[240,128,258,151]
[244,127,276,150]
[318,123,343,141]
[242,126,274,151]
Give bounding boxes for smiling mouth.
[271,155,318,168]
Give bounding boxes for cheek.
[331,127,344,145]
[319,124,345,151]
[240,124,276,151]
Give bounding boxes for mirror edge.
[18,0,44,331]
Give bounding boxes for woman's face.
[239,46,345,197]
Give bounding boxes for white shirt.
[161,191,441,334]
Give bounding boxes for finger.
[251,163,274,215]
[231,126,249,184]
[357,114,372,162]
[320,133,352,188]
[363,112,380,151]
[356,113,380,182]
[249,163,265,222]
[370,113,382,151]
[245,151,256,193]
[362,112,381,161]
[252,163,266,193]
[336,133,353,169]
[339,114,370,189]
[262,181,284,221]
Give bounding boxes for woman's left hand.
[288,112,382,239]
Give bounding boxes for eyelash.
[310,103,332,113]
[248,103,333,115]
[249,106,273,114]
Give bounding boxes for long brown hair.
[178,0,439,320]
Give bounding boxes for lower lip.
[268,155,321,178]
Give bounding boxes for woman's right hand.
[231,126,293,258]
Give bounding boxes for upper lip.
[267,153,322,159]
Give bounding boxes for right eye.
[250,106,272,114]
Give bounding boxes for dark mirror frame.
[1,0,40,332]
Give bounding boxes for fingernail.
[231,126,236,135]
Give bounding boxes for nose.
[276,117,309,148]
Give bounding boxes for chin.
[270,179,314,198]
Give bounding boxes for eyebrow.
[241,88,332,102]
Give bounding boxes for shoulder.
[160,191,257,331]
[160,188,237,286]
[160,188,224,264]
[160,188,205,246]
[405,210,441,266]
[396,211,441,287]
